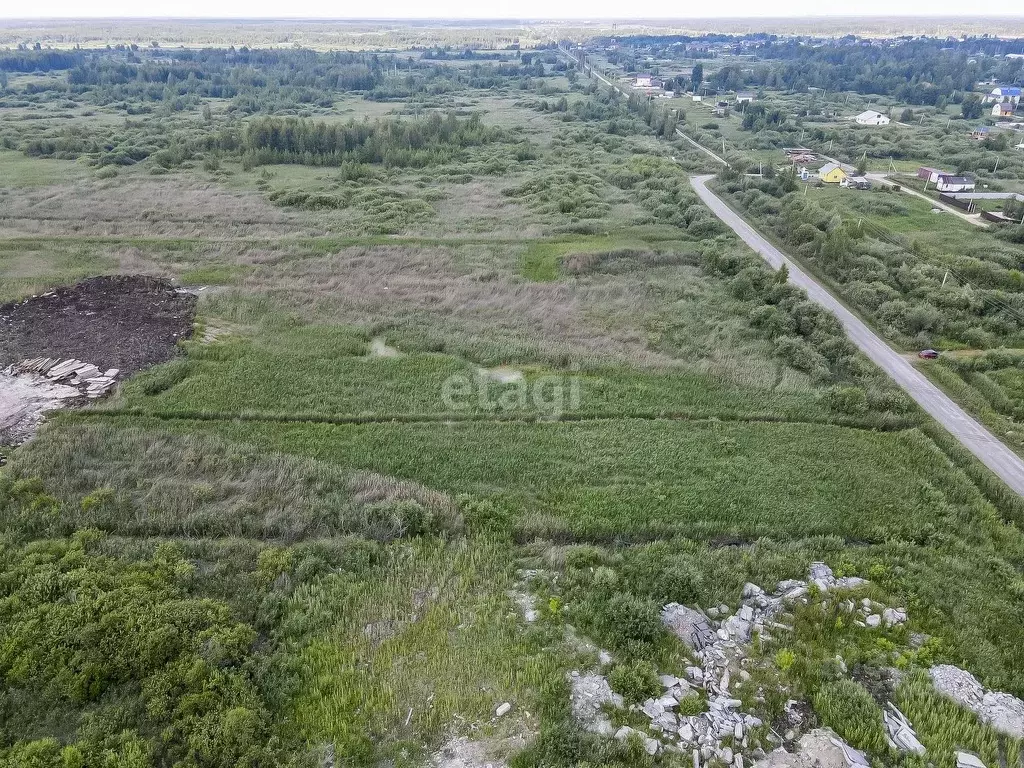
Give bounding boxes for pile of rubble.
[567,563,889,764]
[754,729,868,768]
[882,704,925,755]
[929,665,1024,739]
[0,358,121,445]
[10,357,119,398]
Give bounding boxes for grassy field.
[2,33,1024,768]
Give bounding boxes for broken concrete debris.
[11,357,119,397]
[930,665,1024,739]
[0,358,121,445]
[751,729,866,768]
[568,671,622,737]
[882,704,925,756]
[956,752,988,768]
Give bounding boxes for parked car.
[918,349,940,359]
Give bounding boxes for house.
[691,94,703,102]
[985,85,1022,104]
[842,176,872,190]
[634,73,654,88]
[935,175,976,193]
[855,110,890,126]
[735,92,755,104]
[971,126,992,140]
[818,162,848,184]
[993,102,1016,118]
[918,167,949,183]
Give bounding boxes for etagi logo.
[440,368,582,419]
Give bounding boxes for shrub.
[597,593,664,650]
[608,660,661,704]
[813,679,889,754]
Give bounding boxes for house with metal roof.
[986,86,1022,104]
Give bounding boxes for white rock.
[643,699,666,719]
[495,702,512,717]
[679,723,695,742]
[882,608,907,626]
[644,737,660,756]
[615,725,635,742]
[742,583,764,598]
[957,752,988,768]
[865,614,882,628]
[722,747,734,764]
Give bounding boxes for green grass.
[110,326,838,424]
[0,150,87,187]
[897,671,1023,768]
[284,537,554,763]
[74,414,991,545]
[519,235,658,281]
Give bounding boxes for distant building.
[818,162,848,184]
[691,94,703,102]
[735,92,755,104]
[993,102,1016,118]
[633,74,664,89]
[855,110,890,126]
[935,175,976,193]
[971,126,992,140]
[842,176,872,190]
[985,85,1022,104]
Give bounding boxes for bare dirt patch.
[0,275,197,375]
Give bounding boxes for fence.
[938,193,975,212]
[980,209,1016,224]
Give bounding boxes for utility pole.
[941,270,949,288]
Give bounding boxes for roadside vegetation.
[2,23,1024,768]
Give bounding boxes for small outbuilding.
[855,110,890,126]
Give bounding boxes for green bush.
[813,679,889,755]
[608,660,661,704]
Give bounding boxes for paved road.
[691,174,1024,496]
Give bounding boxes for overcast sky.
[2,0,1020,20]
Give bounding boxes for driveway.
[691,174,1024,496]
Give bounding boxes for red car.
[918,349,940,359]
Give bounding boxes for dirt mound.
[0,275,197,376]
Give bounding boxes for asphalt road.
[691,174,1024,497]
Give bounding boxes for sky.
[3,0,1022,20]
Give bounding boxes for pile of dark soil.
[0,275,197,376]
